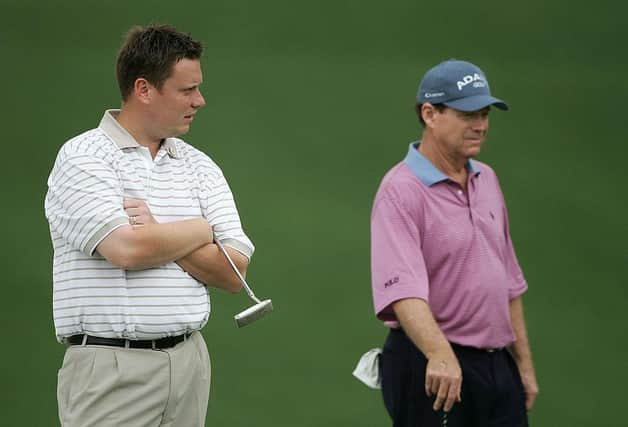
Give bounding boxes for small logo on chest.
[384,276,400,288]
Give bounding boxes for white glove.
[352,348,382,389]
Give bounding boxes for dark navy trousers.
[380,328,528,427]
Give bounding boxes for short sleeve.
[202,172,255,259]
[371,193,430,321]
[501,201,528,299]
[45,153,128,256]
[490,170,528,299]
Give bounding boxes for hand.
[425,349,462,412]
[124,198,158,228]
[518,365,539,410]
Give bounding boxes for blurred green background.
[1,0,626,425]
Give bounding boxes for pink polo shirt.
[371,142,527,349]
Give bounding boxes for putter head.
[234,299,273,328]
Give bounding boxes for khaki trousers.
[57,331,210,427]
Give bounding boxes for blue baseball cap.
[416,59,508,111]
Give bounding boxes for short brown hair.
[116,24,203,101]
[416,103,447,128]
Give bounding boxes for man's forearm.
[393,298,453,358]
[176,243,248,292]
[393,297,462,412]
[96,218,212,269]
[509,296,539,410]
[508,297,534,367]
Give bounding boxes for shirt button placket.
[457,188,473,222]
[140,147,153,198]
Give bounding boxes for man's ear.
[421,103,438,128]
[133,78,152,104]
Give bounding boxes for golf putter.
[214,238,273,327]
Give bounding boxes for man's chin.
[464,146,482,159]
[171,125,191,137]
[464,140,483,156]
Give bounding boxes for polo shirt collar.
[99,109,180,158]
[403,141,480,186]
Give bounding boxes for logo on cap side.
[424,92,445,98]
[456,73,486,91]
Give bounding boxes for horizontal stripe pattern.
[45,110,254,341]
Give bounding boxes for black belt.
[392,329,506,353]
[451,342,505,353]
[67,333,190,349]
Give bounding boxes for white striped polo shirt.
[45,110,254,342]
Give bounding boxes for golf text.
[457,73,486,90]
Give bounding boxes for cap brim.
[443,95,509,112]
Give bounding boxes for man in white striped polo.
[45,24,254,427]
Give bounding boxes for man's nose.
[193,90,206,108]
[471,116,488,132]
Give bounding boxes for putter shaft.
[214,239,261,304]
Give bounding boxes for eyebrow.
[182,83,201,91]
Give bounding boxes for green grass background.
[1,0,626,425]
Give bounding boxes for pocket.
[57,349,77,420]
[69,348,98,404]
[191,332,211,381]
[58,347,97,421]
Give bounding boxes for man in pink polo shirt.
[371,59,539,426]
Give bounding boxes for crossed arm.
[96,199,248,292]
